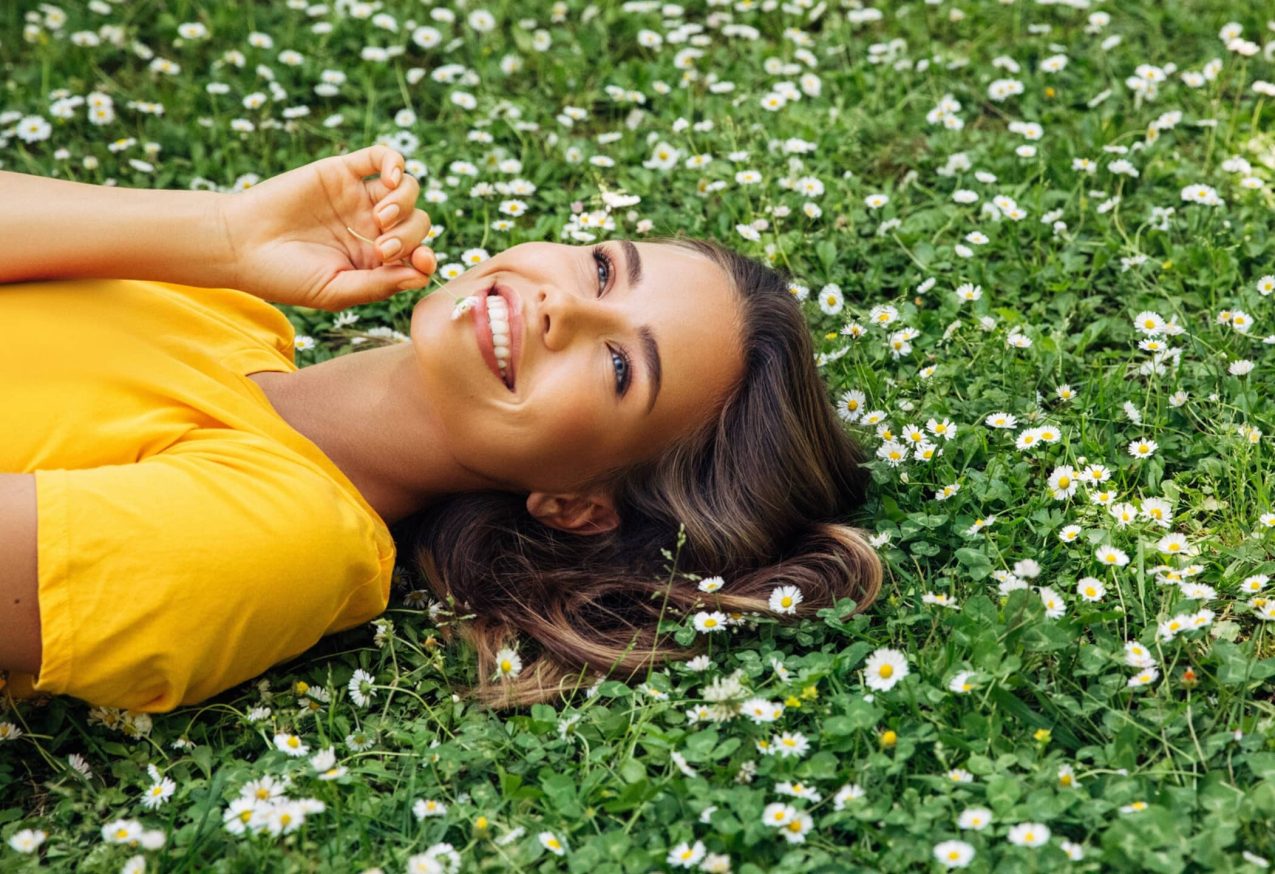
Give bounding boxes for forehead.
[628,242,743,428]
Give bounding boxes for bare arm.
[0,171,235,289]
[0,473,40,675]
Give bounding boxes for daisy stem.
[346,225,376,246]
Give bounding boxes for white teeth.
[487,294,512,384]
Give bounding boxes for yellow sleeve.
[30,445,388,712]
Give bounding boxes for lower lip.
[472,284,519,390]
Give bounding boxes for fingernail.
[377,203,399,225]
[390,166,402,185]
[379,238,401,258]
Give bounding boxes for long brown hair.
[389,235,883,710]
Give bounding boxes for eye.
[609,346,631,396]
[593,245,614,297]
[592,245,630,396]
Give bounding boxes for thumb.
[318,265,430,311]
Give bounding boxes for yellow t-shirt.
[1,278,396,712]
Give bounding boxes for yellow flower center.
[781,596,793,607]
[879,664,893,678]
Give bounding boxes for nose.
[535,283,622,352]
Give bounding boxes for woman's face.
[409,241,745,494]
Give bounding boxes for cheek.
[508,396,624,485]
[536,398,609,457]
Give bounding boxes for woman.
[0,145,881,713]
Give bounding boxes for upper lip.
[476,280,521,391]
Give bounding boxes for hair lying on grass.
[388,233,883,711]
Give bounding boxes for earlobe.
[526,491,619,535]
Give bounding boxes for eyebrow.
[619,239,661,416]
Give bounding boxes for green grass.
[3,0,1275,871]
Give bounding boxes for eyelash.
[592,245,632,398]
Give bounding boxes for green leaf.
[985,774,1022,811]
[955,547,993,580]
[682,728,719,761]
[910,540,940,557]
[618,759,646,784]
[601,779,657,814]
[540,772,581,817]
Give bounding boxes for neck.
[256,342,503,526]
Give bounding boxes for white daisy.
[958,807,992,830]
[934,840,976,868]
[769,584,804,614]
[7,829,47,853]
[493,646,523,679]
[539,831,568,856]
[347,669,376,708]
[832,783,865,810]
[778,809,814,843]
[667,840,707,868]
[1007,822,1051,847]
[697,575,725,593]
[413,798,448,819]
[772,731,811,759]
[141,776,176,809]
[817,283,845,315]
[273,733,309,757]
[864,647,909,691]
[762,802,795,827]
[693,611,729,632]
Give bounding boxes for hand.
[216,145,437,312]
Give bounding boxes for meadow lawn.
[3,0,1275,871]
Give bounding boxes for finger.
[409,245,436,277]
[375,210,431,261]
[339,144,405,192]
[322,264,436,309]
[373,176,423,231]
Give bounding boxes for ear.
[525,491,619,535]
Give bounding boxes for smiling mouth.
[480,283,516,391]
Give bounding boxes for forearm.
[0,171,237,289]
